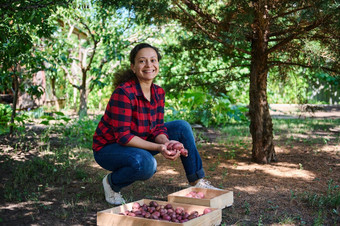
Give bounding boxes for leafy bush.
[0,104,11,134]
[39,111,71,126]
[62,116,100,147]
[165,90,248,127]
[0,103,31,134]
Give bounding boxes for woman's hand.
[165,140,188,157]
[165,140,182,150]
[158,144,181,160]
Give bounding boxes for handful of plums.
[119,201,212,223]
[167,142,188,157]
[185,191,205,199]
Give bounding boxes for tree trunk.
[78,86,88,117]
[78,71,88,117]
[249,1,277,164]
[51,77,60,111]
[10,73,19,135]
[73,87,77,110]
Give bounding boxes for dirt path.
[269,104,340,119]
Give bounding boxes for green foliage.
[165,90,248,127]
[136,0,339,107]
[0,104,12,134]
[26,85,45,99]
[297,179,340,225]
[0,105,74,135]
[41,1,163,115]
[0,0,69,74]
[62,116,100,147]
[156,24,250,104]
[0,0,71,135]
[268,66,340,104]
[243,201,250,215]
[87,85,113,111]
[0,103,33,134]
[39,111,71,126]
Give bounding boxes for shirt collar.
[132,79,160,102]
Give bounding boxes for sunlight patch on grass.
[235,162,315,180]
[0,200,53,211]
[218,163,229,168]
[156,168,180,176]
[274,146,291,154]
[234,186,261,194]
[318,145,340,153]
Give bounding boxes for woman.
[93,43,220,205]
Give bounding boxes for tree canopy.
[1,0,339,161]
[107,0,340,163]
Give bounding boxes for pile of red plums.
[119,201,212,223]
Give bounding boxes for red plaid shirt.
[92,79,168,152]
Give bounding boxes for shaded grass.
[1,116,339,225]
[3,147,91,202]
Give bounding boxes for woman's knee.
[132,153,157,180]
[172,120,192,132]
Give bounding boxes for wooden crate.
[168,187,233,209]
[97,199,221,226]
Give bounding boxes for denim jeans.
[93,120,205,192]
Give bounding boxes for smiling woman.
[130,47,160,101]
[92,43,221,205]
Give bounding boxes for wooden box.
[168,187,233,209]
[97,199,221,226]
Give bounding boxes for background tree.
[0,0,70,134]
[108,0,340,163]
[44,0,160,116]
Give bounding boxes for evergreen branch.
[189,73,249,88]
[174,2,250,55]
[181,0,220,25]
[185,64,251,75]
[269,25,303,38]
[271,5,311,20]
[267,16,329,54]
[268,60,339,74]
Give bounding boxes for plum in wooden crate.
[97,199,221,226]
[168,187,233,209]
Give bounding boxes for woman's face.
[131,48,159,83]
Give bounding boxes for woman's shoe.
[102,174,125,205]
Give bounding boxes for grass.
[1,114,339,225]
[300,179,340,210]
[3,147,91,202]
[217,118,340,150]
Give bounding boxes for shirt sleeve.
[107,88,135,145]
[149,89,168,141]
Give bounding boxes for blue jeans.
[93,120,205,192]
